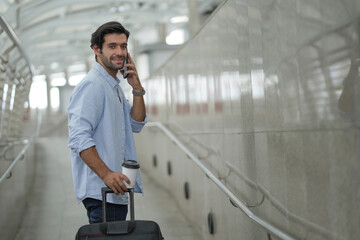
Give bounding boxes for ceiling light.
[170,16,188,23]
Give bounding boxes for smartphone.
[122,53,129,78]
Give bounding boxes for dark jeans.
[82,198,128,224]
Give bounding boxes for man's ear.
[92,44,101,55]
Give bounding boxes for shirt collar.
[93,62,121,88]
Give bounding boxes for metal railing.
[0,110,41,184]
[0,16,32,70]
[0,15,34,141]
[0,14,37,184]
[146,122,295,240]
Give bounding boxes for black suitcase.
[75,187,163,240]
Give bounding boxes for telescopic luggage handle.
[101,187,135,222]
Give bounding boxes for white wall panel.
[137,0,360,239]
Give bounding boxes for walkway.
[15,135,200,239]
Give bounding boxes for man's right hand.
[102,170,130,195]
[80,147,131,195]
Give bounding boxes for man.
[68,21,146,224]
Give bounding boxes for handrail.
[225,161,337,239]
[0,110,42,184]
[146,122,295,240]
[0,15,34,75]
[1,15,34,144]
[0,140,28,160]
[224,161,265,208]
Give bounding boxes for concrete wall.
[135,0,360,239]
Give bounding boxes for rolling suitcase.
[75,187,164,240]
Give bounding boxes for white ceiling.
[0,0,222,76]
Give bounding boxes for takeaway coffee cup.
[122,160,140,189]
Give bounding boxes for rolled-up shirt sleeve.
[128,105,147,133]
[68,80,104,156]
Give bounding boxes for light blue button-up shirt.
[68,62,146,204]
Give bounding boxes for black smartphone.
[122,53,129,78]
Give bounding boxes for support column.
[157,23,167,44]
[45,74,51,114]
[187,0,200,38]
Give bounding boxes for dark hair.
[90,21,130,60]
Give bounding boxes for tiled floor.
[14,137,200,240]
